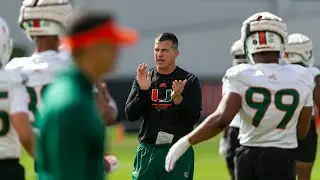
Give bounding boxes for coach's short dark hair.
[156,32,178,49]
[66,9,115,36]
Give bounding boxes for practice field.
[22,127,320,180]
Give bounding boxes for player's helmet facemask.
[230,39,248,66]
[19,0,72,40]
[240,12,288,64]
[284,33,314,67]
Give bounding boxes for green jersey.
[36,65,105,180]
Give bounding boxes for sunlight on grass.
[22,127,320,180]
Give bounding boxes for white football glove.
[219,137,228,157]
[165,136,191,172]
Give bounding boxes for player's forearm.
[188,113,225,145]
[297,106,313,139]
[297,121,311,139]
[21,137,34,157]
[314,76,320,115]
[11,113,35,157]
[20,129,35,157]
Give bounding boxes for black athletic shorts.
[225,126,240,176]
[235,146,296,180]
[296,117,318,162]
[0,158,25,180]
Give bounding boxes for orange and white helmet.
[240,12,288,63]
[19,0,72,37]
[284,33,314,67]
[0,17,13,67]
[230,39,248,66]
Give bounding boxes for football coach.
[125,32,202,180]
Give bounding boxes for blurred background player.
[0,16,33,180]
[60,39,119,125]
[219,39,248,180]
[6,0,72,131]
[9,0,119,172]
[166,12,315,180]
[36,9,137,180]
[284,33,320,180]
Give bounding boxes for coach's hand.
[171,80,187,105]
[172,80,187,95]
[137,63,151,90]
[165,136,191,172]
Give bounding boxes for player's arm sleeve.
[174,76,202,125]
[124,79,150,121]
[55,107,93,180]
[221,73,243,96]
[9,84,29,114]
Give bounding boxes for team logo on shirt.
[151,89,172,103]
[151,82,173,110]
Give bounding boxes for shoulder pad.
[286,64,314,88]
[309,67,320,78]
[284,64,312,76]
[5,57,29,70]
[223,64,252,81]
[0,69,25,84]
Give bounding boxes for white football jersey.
[310,67,320,116]
[223,63,314,149]
[6,50,69,126]
[0,70,28,159]
[229,114,241,128]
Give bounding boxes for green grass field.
[22,127,320,180]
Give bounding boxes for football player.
[58,21,118,126]
[165,12,314,180]
[284,33,320,180]
[10,0,119,172]
[6,0,72,132]
[0,16,33,180]
[219,39,248,180]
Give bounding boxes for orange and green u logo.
[151,89,172,103]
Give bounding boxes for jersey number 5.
[245,87,299,129]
